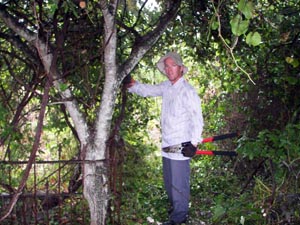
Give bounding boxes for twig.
[0,77,51,222]
[212,0,256,85]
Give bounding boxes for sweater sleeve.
[128,81,164,97]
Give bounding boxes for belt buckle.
[163,144,182,153]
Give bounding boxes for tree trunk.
[83,1,119,224]
[83,145,109,225]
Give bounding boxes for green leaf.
[211,16,219,30]
[284,76,298,85]
[59,83,69,91]
[286,57,300,68]
[213,205,226,219]
[211,20,219,30]
[246,32,262,46]
[230,15,249,36]
[238,0,254,19]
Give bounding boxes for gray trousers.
[162,157,190,223]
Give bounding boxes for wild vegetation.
[0,0,299,224]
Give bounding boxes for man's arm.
[127,78,165,97]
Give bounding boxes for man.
[127,52,204,225]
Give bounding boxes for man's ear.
[180,66,184,74]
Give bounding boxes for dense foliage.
[0,0,300,224]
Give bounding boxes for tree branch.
[0,76,51,222]
[0,4,37,43]
[118,0,182,81]
[0,3,90,146]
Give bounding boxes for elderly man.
[127,52,204,224]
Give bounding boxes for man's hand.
[123,74,136,88]
[181,142,197,157]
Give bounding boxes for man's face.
[164,57,183,84]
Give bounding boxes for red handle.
[202,132,238,143]
[196,150,237,156]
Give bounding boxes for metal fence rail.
[0,158,89,225]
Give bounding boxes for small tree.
[0,0,181,224]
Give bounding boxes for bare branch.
[118,0,182,81]
[0,77,51,222]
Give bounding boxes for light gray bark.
[83,1,119,224]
